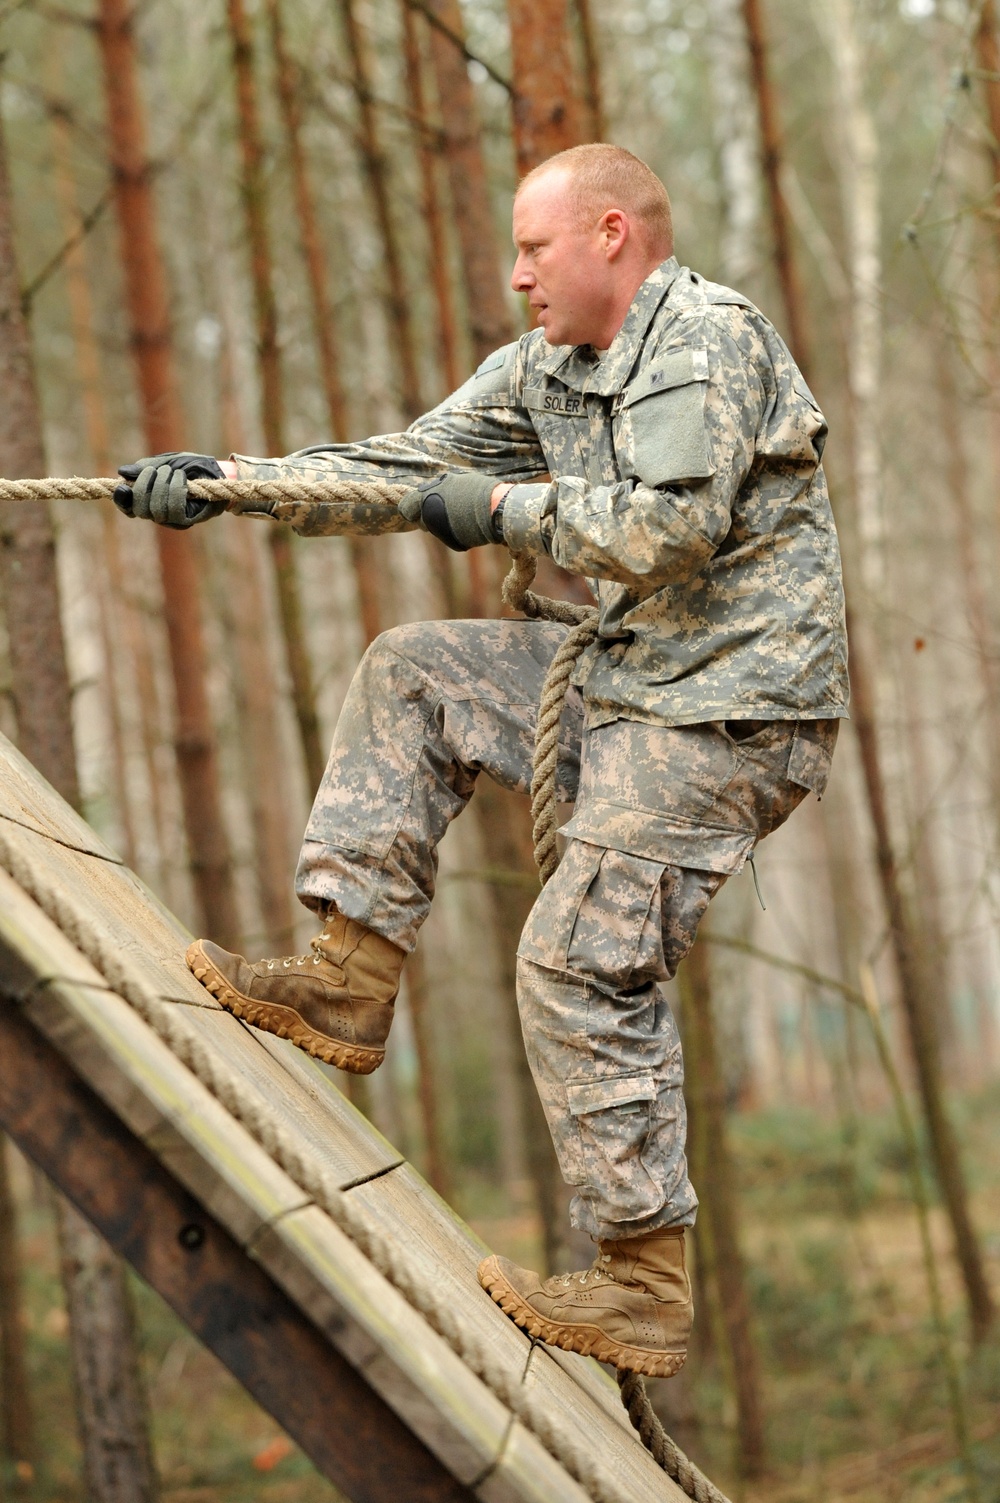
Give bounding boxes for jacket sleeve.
[231,342,547,506]
[502,320,769,593]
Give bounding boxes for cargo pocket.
[565,1072,663,1219]
[519,840,667,987]
[618,348,714,488]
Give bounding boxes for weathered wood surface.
[0,730,685,1502]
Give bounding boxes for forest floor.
[6,1081,1000,1503]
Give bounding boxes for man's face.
[511,170,623,347]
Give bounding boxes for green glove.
[398,472,502,552]
[114,452,227,528]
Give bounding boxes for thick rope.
[0,476,408,508]
[502,554,732,1503]
[617,1375,730,1503]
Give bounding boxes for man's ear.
[601,209,630,261]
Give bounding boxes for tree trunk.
[55,1201,158,1503]
[825,0,994,1339]
[847,618,994,1338]
[677,938,766,1479]
[975,0,1000,266]
[704,0,760,288]
[224,0,327,797]
[507,0,582,176]
[473,780,575,1274]
[51,84,138,868]
[224,524,298,952]
[267,0,385,659]
[424,0,514,365]
[740,0,812,372]
[403,946,452,1198]
[572,0,605,142]
[0,94,159,1497]
[337,0,423,420]
[0,1138,34,1489]
[400,0,462,396]
[95,0,239,947]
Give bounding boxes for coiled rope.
[1,474,730,1503]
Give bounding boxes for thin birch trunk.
[677,938,765,1479]
[267,0,385,652]
[704,0,760,287]
[0,94,159,1498]
[225,525,298,952]
[95,0,239,947]
[400,0,462,396]
[337,0,423,420]
[822,0,994,1339]
[507,0,582,176]
[0,1138,33,1489]
[403,947,451,1198]
[474,780,576,1275]
[424,0,514,365]
[225,0,327,796]
[975,0,1000,261]
[50,80,138,868]
[572,0,605,141]
[740,0,812,371]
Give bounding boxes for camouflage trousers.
[296,620,837,1241]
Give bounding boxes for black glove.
[114,452,227,528]
[397,471,503,552]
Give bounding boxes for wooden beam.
[0,996,475,1503]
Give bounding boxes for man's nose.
[510,255,534,292]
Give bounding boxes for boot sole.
[477,1254,687,1379]
[185,940,385,1075]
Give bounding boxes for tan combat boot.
[185,912,405,1074]
[478,1225,692,1377]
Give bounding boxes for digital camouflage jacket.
[234,257,849,729]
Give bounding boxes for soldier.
[116,143,848,1379]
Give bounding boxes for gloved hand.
[114,452,227,528]
[398,471,503,552]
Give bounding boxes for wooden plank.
[0,816,215,1007]
[479,1420,593,1503]
[0,732,120,857]
[178,1010,403,1186]
[0,888,511,1488]
[21,980,311,1244]
[252,1203,513,1487]
[521,1345,687,1502]
[347,1163,534,1375]
[0,999,476,1503]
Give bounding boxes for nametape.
[523,387,589,417]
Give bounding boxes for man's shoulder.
[642,269,786,371]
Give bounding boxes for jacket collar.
[535,257,682,396]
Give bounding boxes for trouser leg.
[295,619,582,951]
[517,846,722,1240]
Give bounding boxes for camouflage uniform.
[236,258,848,1239]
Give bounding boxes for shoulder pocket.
[619,348,714,487]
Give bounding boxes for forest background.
[1,0,1000,1499]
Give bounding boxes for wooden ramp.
[0,732,684,1503]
